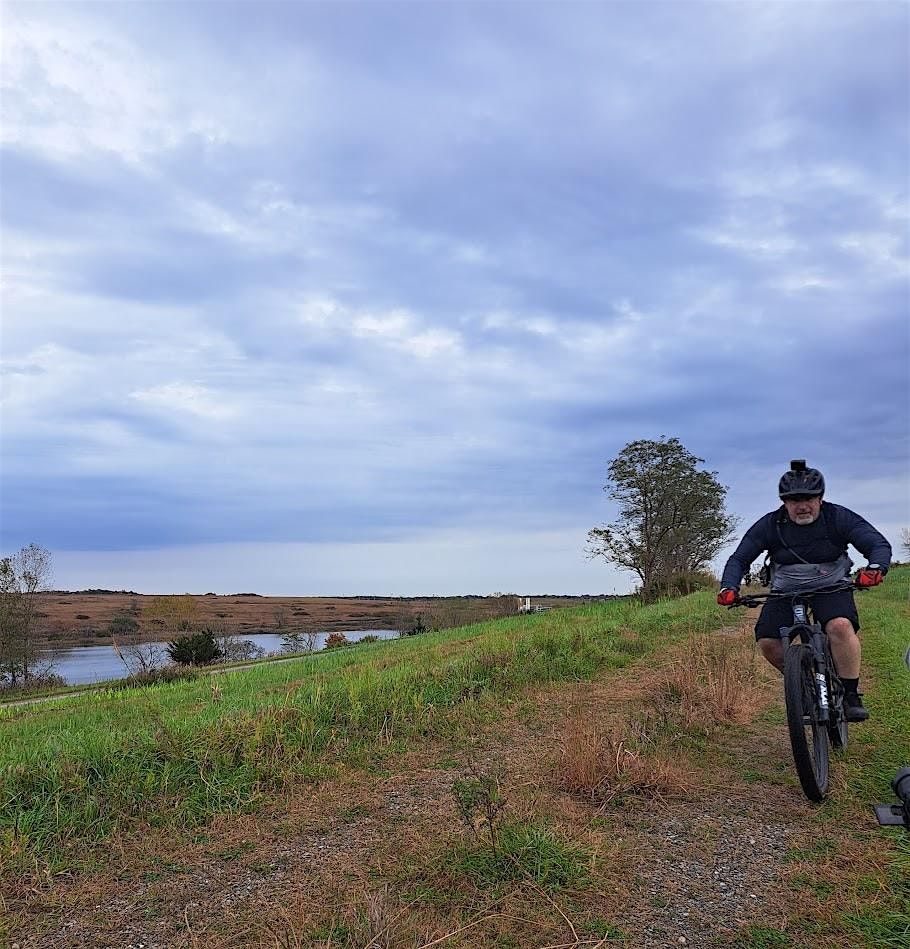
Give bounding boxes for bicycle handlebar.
[727,580,863,609]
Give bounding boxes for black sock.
[842,677,859,695]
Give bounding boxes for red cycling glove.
[717,588,738,606]
[856,567,883,588]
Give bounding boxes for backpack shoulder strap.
[775,515,812,565]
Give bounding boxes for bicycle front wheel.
[784,643,829,801]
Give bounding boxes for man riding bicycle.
[717,460,892,722]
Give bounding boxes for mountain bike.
[729,581,861,802]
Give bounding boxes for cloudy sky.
[1,1,908,595]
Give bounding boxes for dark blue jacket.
[720,501,892,589]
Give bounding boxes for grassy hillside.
[1,593,725,864]
[2,572,907,947]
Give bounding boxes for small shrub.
[108,613,140,637]
[642,569,718,600]
[166,629,223,666]
[324,632,349,650]
[452,767,507,857]
[395,609,428,636]
[670,569,718,594]
[0,671,67,696]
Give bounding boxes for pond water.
[46,629,399,686]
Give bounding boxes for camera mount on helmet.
[778,459,825,499]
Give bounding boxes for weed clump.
[449,819,590,889]
[449,764,588,889]
[452,766,507,857]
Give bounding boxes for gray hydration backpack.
[769,553,853,594]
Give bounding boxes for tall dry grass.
[558,632,766,807]
[559,719,691,805]
[659,632,767,727]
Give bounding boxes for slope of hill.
[2,573,907,947]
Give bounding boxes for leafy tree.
[143,594,199,636]
[0,544,53,685]
[166,628,223,666]
[587,437,737,601]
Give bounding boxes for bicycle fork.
[784,602,831,725]
[810,639,831,724]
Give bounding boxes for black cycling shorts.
[754,589,860,641]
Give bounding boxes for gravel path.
[622,807,794,947]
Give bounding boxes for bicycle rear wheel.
[784,643,829,801]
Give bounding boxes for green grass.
[444,819,590,889]
[0,592,730,864]
[5,573,909,946]
[733,926,795,947]
[779,567,910,947]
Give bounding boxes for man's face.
[783,495,822,525]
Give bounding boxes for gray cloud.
[1,1,907,591]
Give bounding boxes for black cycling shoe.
[843,692,869,722]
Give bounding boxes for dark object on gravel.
[873,647,910,830]
[873,768,910,829]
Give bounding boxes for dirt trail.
[5,622,837,948]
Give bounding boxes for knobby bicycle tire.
[784,643,829,801]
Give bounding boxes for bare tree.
[217,621,265,661]
[0,544,54,685]
[111,637,163,676]
[901,527,910,560]
[281,629,320,653]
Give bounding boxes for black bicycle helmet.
[778,459,825,499]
